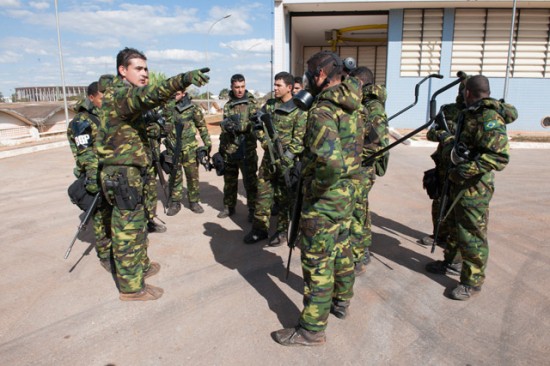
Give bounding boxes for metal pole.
[503,0,518,100]
[206,14,231,115]
[54,0,70,126]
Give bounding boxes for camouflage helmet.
[364,84,387,104]
[98,74,115,93]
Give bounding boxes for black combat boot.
[330,299,350,319]
[425,260,462,276]
[166,201,181,216]
[217,206,235,218]
[147,220,167,233]
[273,326,326,347]
[189,202,204,214]
[451,283,481,300]
[243,228,268,244]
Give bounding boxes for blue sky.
[0,0,274,99]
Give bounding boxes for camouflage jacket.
[67,98,101,180]
[256,97,307,165]
[361,84,389,176]
[453,98,517,181]
[427,101,463,171]
[164,98,211,154]
[97,75,195,167]
[302,76,364,199]
[220,90,258,158]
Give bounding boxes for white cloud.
[0,0,21,7]
[146,49,207,62]
[80,38,121,50]
[0,37,51,56]
[29,1,49,10]
[234,62,271,72]
[0,50,22,63]
[220,38,272,53]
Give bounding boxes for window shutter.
[401,9,443,76]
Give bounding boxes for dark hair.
[230,74,245,85]
[274,71,294,86]
[87,81,99,96]
[349,66,374,85]
[307,51,343,79]
[116,47,147,76]
[293,76,303,86]
[466,75,490,99]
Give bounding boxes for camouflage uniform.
[444,98,516,287]
[219,91,259,212]
[350,84,389,266]
[164,98,212,204]
[67,98,111,262]
[298,76,364,332]
[97,74,198,293]
[143,125,161,223]
[252,98,306,233]
[425,93,464,251]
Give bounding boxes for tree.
[0,91,4,103]
[218,88,230,99]
[148,71,167,87]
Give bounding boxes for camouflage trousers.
[92,199,112,261]
[350,167,375,264]
[298,179,356,332]
[252,161,290,233]
[100,165,151,293]
[222,153,258,210]
[444,173,494,287]
[143,165,158,222]
[170,148,200,203]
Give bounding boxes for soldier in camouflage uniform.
[274,51,364,346]
[420,82,466,252]
[243,72,306,245]
[164,90,212,215]
[96,47,209,301]
[348,66,390,276]
[217,74,259,221]
[67,81,112,272]
[426,75,517,300]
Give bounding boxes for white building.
[273,0,550,131]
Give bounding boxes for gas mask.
[292,51,343,111]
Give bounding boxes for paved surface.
[0,139,548,366]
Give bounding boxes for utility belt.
[102,165,145,210]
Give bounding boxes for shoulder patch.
[484,120,499,131]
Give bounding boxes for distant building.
[15,86,86,102]
[0,102,76,144]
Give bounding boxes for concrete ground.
[0,138,548,366]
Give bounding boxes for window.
[401,9,444,76]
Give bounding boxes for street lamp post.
[206,14,231,114]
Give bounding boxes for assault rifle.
[252,111,292,189]
[167,120,184,202]
[64,192,101,259]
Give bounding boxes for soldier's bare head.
[464,75,490,106]
[292,76,303,95]
[349,66,374,87]
[87,81,103,108]
[273,71,293,101]
[116,47,149,87]
[230,74,246,99]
